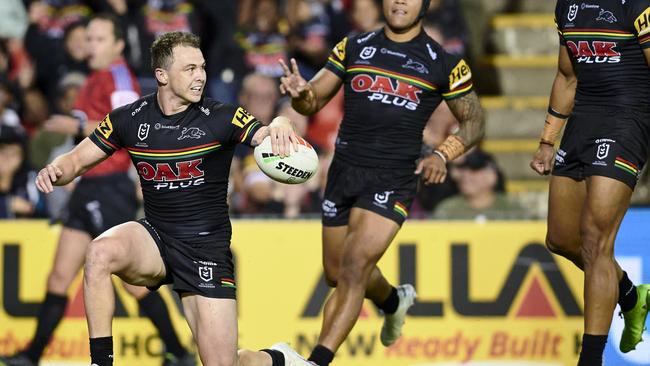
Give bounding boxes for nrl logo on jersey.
[359,46,377,60]
[568,4,578,22]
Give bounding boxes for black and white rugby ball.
[253,135,318,184]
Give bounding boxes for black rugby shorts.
[552,106,650,189]
[137,219,236,299]
[321,158,417,226]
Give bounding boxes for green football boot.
[620,284,650,353]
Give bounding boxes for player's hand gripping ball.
[254,135,318,184]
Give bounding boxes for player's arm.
[35,138,109,193]
[530,45,576,175]
[43,114,104,137]
[279,58,342,115]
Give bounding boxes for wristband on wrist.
[540,115,567,145]
[433,150,447,163]
[438,135,466,162]
[547,106,570,120]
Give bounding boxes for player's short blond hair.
[150,31,201,71]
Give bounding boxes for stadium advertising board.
[2,213,650,365]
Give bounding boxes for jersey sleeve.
[88,112,124,155]
[631,1,650,48]
[324,36,349,78]
[224,105,264,147]
[440,54,474,100]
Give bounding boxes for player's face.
[383,0,422,31]
[167,45,206,104]
[86,19,123,70]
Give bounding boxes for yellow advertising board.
[0,220,584,365]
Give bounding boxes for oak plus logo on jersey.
[566,40,620,63]
[136,158,205,190]
[351,74,422,110]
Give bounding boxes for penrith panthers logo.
[178,127,206,140]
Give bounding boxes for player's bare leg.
[83,221,166,366]
[577,176,631,364]
[322,225,393,302]
[181,295,237,366]
[306,208,411,365]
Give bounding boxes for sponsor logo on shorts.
[373,191,394,209]
[555,149,567,165]
[359,46,376,60]
[568,4,578,21]
[138,123,150,141]
[322,199,337,218]
[178,127,206,140]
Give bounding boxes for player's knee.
[580,223,613,267]
[85,238,119,278]
[237,350,256,366]
[339,253,376,283]
[545,233,568,256]
[323,259,339,287]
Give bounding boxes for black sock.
[373,287,399,315]
[23,292,68,363]
[577,334,607,366]
[308,345,334,366]
[260,349,285,366]
[90,336,113,366]
[138,291,187,358]
[618,271,638,312]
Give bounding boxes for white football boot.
[380,284,417,346]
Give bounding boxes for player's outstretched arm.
[35,138,109,193]
[530,45,576,175]
[279,58,342,116]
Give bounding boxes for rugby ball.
[253,135,318,184]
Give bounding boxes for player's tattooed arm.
[446,91,485,149]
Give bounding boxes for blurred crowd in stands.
[0,0,533,220]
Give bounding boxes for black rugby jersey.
[325,28,474,169]
[555,0,650,109]
[89,93,263,241]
